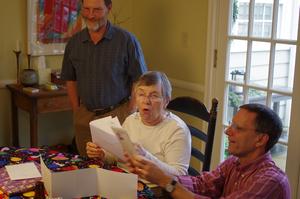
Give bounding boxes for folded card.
[41,157,137,199]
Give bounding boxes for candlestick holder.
[13,50,21,85]
[27,53,31,69]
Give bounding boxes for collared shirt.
[61,21,147,110]
[178,152,291,199]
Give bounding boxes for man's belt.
[93,97,130,116]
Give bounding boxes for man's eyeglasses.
[227,121,257,133]
[136,92,163,102]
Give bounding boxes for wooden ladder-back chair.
[167,97,218,176]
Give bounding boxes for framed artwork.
[27,0,82,56]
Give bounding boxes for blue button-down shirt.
[61,21,147,110]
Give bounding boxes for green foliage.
[233,0,238,23]
[228,92,241,107]
[249,88,264,97]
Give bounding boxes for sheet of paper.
[90,116,126,160]
[6,162,41,180]
[97,168,137,199]
[51,168,98,198]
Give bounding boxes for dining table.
[0,146,160,199]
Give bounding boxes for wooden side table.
[6,84,72,147]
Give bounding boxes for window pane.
[264,4,272,20]
[248,88,267,105]
[224,136,230,159]
[228,40,247,82]
[226,84,244,122]
[276,0,300,40]
[263,22,272,37]
[271,93,292,142]
[273,44,296,92]
[249,41,270,87]
[254,3,264,20]
[253,2,273,38]
[271,143,287,171]
[230,0,250,36]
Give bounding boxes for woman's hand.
[86,142,105,160]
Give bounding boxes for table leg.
[11,93,19,147]
[30,102,38,147]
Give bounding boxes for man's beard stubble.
[87,23,100,32]
[84,18,107,32]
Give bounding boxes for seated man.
[126,103,291,199]
[86,71,191,176]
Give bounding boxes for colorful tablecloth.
[0,146,154,199]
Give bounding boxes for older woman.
[86,71,191,176]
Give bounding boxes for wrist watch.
[164,179,177,193]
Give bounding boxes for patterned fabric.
[177,152,291,199]
[0,162,41,196]
[0,146,154,199]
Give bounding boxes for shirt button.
[241,174,244,178]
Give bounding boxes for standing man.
[61,0,147,156]
[126,104,291,199]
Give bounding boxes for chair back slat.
[189,125,207,142]
[191,148,205,162]
[167,97,210,121]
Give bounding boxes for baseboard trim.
[0,79,16,89]
[169,78,204,93]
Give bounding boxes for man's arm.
[66,81,79,110]
[125,155,201,199]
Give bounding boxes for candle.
[16,40,20,51]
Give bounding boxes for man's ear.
[107,3,112,11]
[256,134,269,148]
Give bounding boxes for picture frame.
[27,0,82,56]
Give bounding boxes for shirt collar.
[234,152,273,172]
[81,21,114,43]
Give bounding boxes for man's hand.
[125,154,172,187]
[134,143,146,156]
[86,142,105,160]
[125,154,196,199]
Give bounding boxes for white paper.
[6,162,41,180]
[41,157,137,199]
[97,167,137,199]
[90,116,127,160]
[51,168,98,198]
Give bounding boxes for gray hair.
[135,71,172,101]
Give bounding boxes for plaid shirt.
[178,152,291,199]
